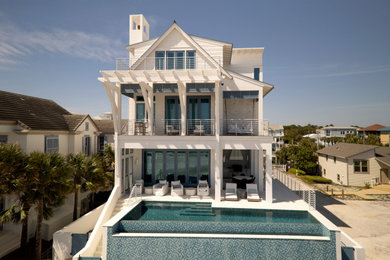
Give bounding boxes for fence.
[273,167,316,210]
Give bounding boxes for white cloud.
[0,24,126,66]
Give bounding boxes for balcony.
[116,56,221,71]
[121,119,215,136]
[120,119,269,136]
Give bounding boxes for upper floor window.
[85,122,89,131]
[254,68,260,81]
[354,160,368,173]
[0,135,7,144]
[45,135,59,154]
[155,50,196,70]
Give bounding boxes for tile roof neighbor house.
[357,124,386,138]
[378,126,390,145]
[0,90,100,258]
[57,14,363,260]
[317,143,390,186]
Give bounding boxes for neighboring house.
[319,126,357,138]
[93,119,128,152]
[378,126,390,145]
[269,125,284,163]
[357,124,386,138]
[317,143,390,186]
[0,90,100,258]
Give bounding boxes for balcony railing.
[121,119,215,136]
[121,119,269,136]
[116,57,222,71]
[222,119,269,136]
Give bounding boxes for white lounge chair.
[153,180,169,196]
[246,183,261,202]
[197,180,209,196]
[135,179,144,195]
[171,180,184,196]
[225,183,238,201]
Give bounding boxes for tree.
[27,152,71,260]
[0,144,33,248]
[67,153,93,221]
[344,134,362,144]
[365,134,381,146]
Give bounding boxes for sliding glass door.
[187,96,211,135]
[142,150,210,186]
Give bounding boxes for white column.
[178,82,186,135]
[128,96,135,135]
[258,87,263,135]
[258,148,264,198]
[214,80,221,136]
[147,89,154,134]
[214,148,222,201]
[264,144,273,203]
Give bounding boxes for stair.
[0,230,21,258]
[180,203,215,216]
[92,197,130,258]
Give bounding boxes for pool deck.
[126,179,310,211]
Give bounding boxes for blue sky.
[1,0,389,127]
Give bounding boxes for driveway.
[317,193,390,260]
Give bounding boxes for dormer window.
[155,50,196,70]
[85,122,89,131]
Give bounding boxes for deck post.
[214,148,222,201]
[264,144,273,203]
[258,149,264,199]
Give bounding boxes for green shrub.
[289,168,306,175]
[301,175,332,184]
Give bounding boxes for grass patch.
[300,175,332,184]
[289,168,306,175]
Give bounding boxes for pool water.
[123,201,320,224]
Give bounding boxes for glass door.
[187,96,210,135]
[144,151,153,185]
[177,151,187,184]
[165,97,181,134]
[166,151,175,182]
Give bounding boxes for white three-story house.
[99,14,274,202]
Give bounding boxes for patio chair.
[193,124,205,135]
[225,183,238,201]
[171,180,184,196]
[197,180,209,196]
[135,179,144,195]
[153,180,169,196]
[166,125,180,135]
[246,184,261,202]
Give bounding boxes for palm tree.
[27,152,71,260]
[0,144,33,248]
[67,153,89,221]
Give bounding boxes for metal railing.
[273,167,316,210]
[116,56,222,71]
[121,119,216,136]
[128,184,142,204]
[222,119,269,136]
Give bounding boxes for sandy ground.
[317,194,390,260]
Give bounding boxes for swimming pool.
[119,201,326,236]
[105,201,338,260]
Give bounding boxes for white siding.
[319,155,348,185]
[347,150,381,186]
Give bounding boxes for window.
[83,136,91,156]
[326,155,328,161]
[155,50,196,70]
[0,135,7,144]
[334,156,336,163]
[323,169,326,176]
[254,68,260,81]
[186,51,196,69]
[337,174,340,181]
[85,122,89,131]
[354,160,368,173]
[45,135,59,154]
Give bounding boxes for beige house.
[0,90,100,257]
[318,143,390,186]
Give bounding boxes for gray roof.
[317,143,378,159]
[63,114,89,131]
[375,147,390,167]
[0,90,71,131]
[93,119,127,134]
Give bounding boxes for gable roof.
[93,119,127,134]
[317,143,378,159]
[227,70,274,96]
[0,90,71,131]
[130,22,232,79]
[375,147,390,167]
[359,124,386,131]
